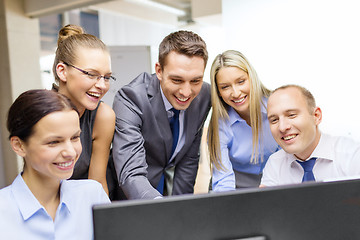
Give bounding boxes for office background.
[1,0,359,189]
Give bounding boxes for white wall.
[223,0,360,141]
[97,9,224,86]
[0,0,42,187]
[98,10,176,73]
[40,0,360,141]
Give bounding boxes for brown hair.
[158,30,208,70]
[7,89,78,142]
[52,24,108,83]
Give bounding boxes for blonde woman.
[53,24,115,196]
[208,50,279,191]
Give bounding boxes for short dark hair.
[158,30,208,70]
[7,89,78,141]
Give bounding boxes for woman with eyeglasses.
[52,24,115,196]
[1,89,109,239]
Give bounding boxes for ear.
[56,62,68,83]
[313,106,322,126]
[155,62,163,81]
[10,136,26,157]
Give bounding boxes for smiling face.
[156,51,205,110]
[57,47,112,115]
[216,66,250,121]
[17,110,82,182]
[267,87,322,160]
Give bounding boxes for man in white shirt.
[260,84,360,187]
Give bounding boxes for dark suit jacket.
[112,72,211,199]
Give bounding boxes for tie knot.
[171,108,180,117]
[297,158,316,172]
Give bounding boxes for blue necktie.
[296,158,316,182]
[156,108,180,194]
[169,108,180,155]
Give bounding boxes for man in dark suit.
[112,30,211,200]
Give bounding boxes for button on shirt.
[0,174,110,240]
[212,103,279,192]
[261,133,360,186]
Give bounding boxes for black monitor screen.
[93,179,360,240]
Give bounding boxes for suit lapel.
[148,74,173,161]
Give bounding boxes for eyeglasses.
[63,62,116,83]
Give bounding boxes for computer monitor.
[93,179,360,240]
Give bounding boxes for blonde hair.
[208,50,271,170]
[52,24,108,84]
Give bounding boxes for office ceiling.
[153,0,191,10]
[38,0,194,54]
[153,0,192,22]
[25,0,191,20]
[89,0,194,25]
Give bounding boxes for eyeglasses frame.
[63,62,116,82]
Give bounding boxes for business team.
[3,24,360,239]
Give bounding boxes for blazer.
[112,72,211,199]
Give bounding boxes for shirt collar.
[228,107,245,125]
[58,180,73,214]
[12,174,45,220]
[12,174,71,221]
[310,132,334,160]
[286,132,334,163]
[227,98,268,125]
[160,85,184,118]
[160,86,173,112]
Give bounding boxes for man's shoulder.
[268,149,288,162]
[115,72,158,104]
[185,82,211,121]
[123,72,157,90]
[325,133,360,153]
[199,81,211,97]
[321,133,359,148]
[190,81,211,106]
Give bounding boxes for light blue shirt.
[212,102,279,192]
[0,174,110,240]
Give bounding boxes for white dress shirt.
[261,133,360,186]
